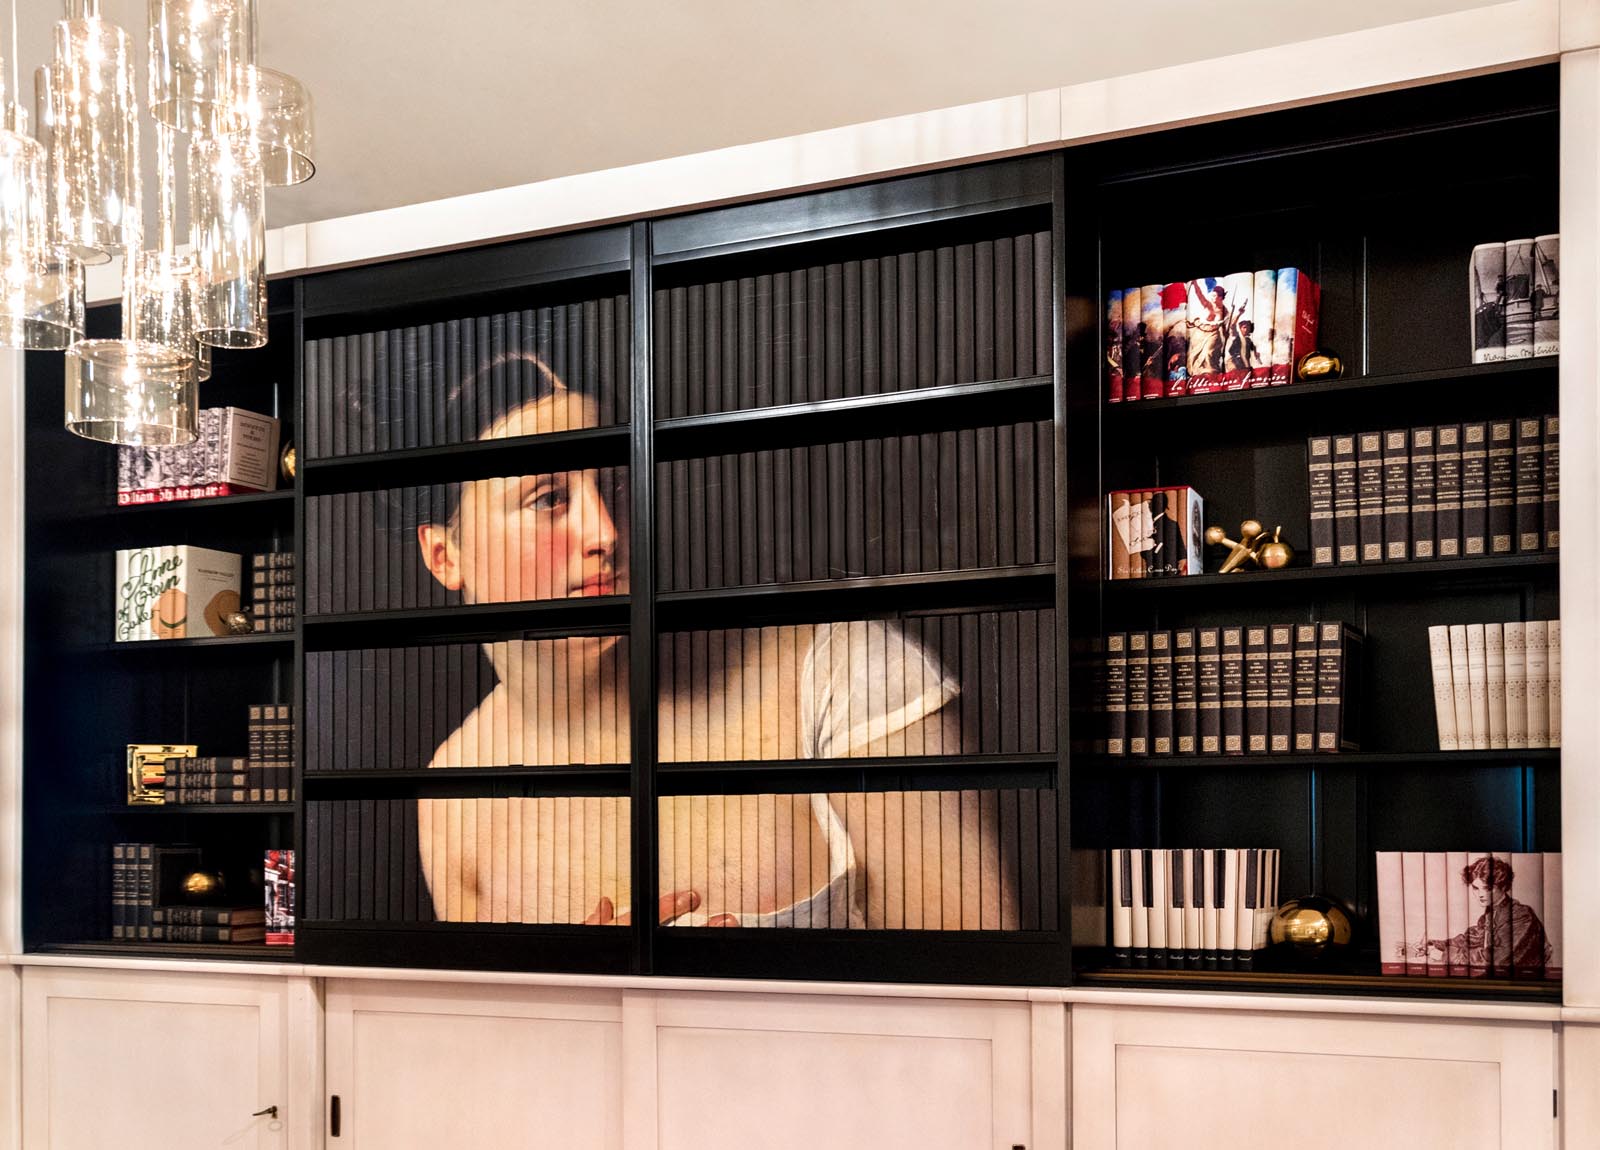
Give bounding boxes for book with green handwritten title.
[113,546,242,642]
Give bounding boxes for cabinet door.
[1070,1004,1556,1150]
[21,966,294,1150]
[643,991,1036,1150]
[324,979,625,1149]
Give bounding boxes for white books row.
[1376,851,1560,980]
[1426,620,1560,751]
[1108,847,1279,965]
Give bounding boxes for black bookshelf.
[19,65,1564,1002]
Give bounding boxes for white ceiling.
[13,0,1498,231]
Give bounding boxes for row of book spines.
[251,556,296,633]
[1097,622,1362,757]
[1377,850,1562,980]
[1108,847,1281,963]
[659,790,1059,931]
[1427,621,1561,752]
[1307,416,1558,567]
[1106,269,1319,400]
[264,849,295,945]
[651,232,1054,420]
[656,421,1055,592]
[303,296,632,461]
[165,759,294,804]
[303,470,628,616]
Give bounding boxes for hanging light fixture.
[0,0,315,444]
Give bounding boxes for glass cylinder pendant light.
[190,130,265,348]
[63,336,197,445]
[235,66,314,187]
[0,98,82,350]
[50,0,141,265]
[147,0,249,134]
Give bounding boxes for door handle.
[252,1106,278,1119]
[331,1094,342,1137]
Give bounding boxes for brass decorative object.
[1296,350,1344,380]
[1268,895,1355,959]
[279,441,296,484]
[126,742,197,805]
[222,610,253,635]
[180,869,226,901]
[1204,521,1294,573]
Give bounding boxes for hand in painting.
[584,890,740,926]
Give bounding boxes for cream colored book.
[583,796,603,922]
[1233,849,1254,956]
[444,797,464,921]
[1217,849,1237,953]
[1504,622,1529,749]
[705,789,725,918]
[1200,850,1218,956]
[790,792,813,929]
[1183,848,1203,957]
[761,792,782,921]
[552,796,572,923]
[864,791,886,929]
[978,790,999,931]
[1164,849,1185,954]
[940,790,962,930]
[739,793,760,921]
[1375,851,1405,974]
[613,798,632,921]
[519,798,538,923]
[490,798,509,923]
[883,790,905,929]
[505,796,523,923]
[1401,851,1427,975]
[1549,619,1561,748]
[570,796,588,924]
[1526,620,1550,748]
[956,790,978,930]
[476,798,494,923]
[901,788,922,929]
[1544,853,1563,980]
[687,793,706,921]
[760,627,781,759]
[1484,623,1507,750]
[418,799,434,917]
[1143,847,1165,953]
[720,794,741,923]
[1129,848,1149,953]
[435,798,453,921]
[1423,852,1448,976]
[1427,626,1458,752]
[457,797,477,921]
[1448,625,1473,749]
[537,797,555,923]
[1445,850,1469,976]
[921,791,943,929]
[1465,623,1489,750]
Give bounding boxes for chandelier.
[0,0,314,446]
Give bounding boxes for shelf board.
[1104,552,1557,595]
[35,940,296,962]
[301,423,631,496]
[87,632,296,654]
[302,596,628,648]
[1074,963,1561,1002]
[1104,357,1555,420]
[111,802,297,815]
[654,375,1052,461]
[657,564,1054,626]
[1080,749,1558,770]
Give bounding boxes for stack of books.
[1105,486,1204,579]
[247,703,296,801]
[1106,268,1319,401]
[1108,847,1280,966]
[1097,622,1362,757]
[250,551,296,633]
[116,406,281,505]
[1307,416,1558,566]
[1470,236,1559,363]
[112,546,242,642]
[1377,851,1561,979]
[1426,621,1560,751]
[111,843,263,943]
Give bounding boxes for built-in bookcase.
[21,64,1561,998]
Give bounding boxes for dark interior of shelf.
[20,66,1566,992]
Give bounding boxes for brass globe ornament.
[180,869,226,902]
[1268,895,1355,961]
[1205,520,1294,573]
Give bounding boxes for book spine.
[1401,851,1426,975]
[1333,433,1359,565]
[1526,620,1550,748]
[1108,491,1130,580]
[1126,632,1149,757]
[1315,622,1345,753]
[1461,422,1488,557]
[1220,627,1244,756]
[1173,628,1197,755]
[1427,625,1459,752]
[1307,435,1334,566]
[1505,239,1535,359]
[1382,428,1410,562]
[1435,425,1463,558]
[1543,414,1560,551]
[1140,285,1165,399]
[1105,633,1127,756]
[1197,628,1221,755]
[1471,242,1507,363]
[1243,625,1270,754]
[1448,624,1474,747]
[1292,623,1318,754]
[1148,631,1173,756]
[1409,427,1436,560]
[1485,623,1508,751]
[1515,416,1545,553]
[1487,419,1516,555]
[1549,619,1562,749]
[1163,281,1188,397]
[1106,290,1123,403]
[1356,431,1385,564]
[1545,853,1563,980]
[1466,623,1490,751]
[1504,621,1529,749]
[1267,623,1293,754]
[1424,852,1449,977]
[1110,850,1132,963]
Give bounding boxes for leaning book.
[265,849,294,945]
[114,546,242,642]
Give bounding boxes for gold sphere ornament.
[181,870,226,902]
[1257,526,1294,570]
[1204,525,1227,547]
[279,442,297,484]
[223,610,254,635]
[1268,895,1354,960]
[1239,519,1264,541]
[1296,350,1344,380]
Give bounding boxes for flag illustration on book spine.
[1140,284,1165,400]
[1162,281,1188,395]
[1106,289,1124,402]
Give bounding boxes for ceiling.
[13,0,1497,231]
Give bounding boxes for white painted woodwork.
[644,991,1033,1150]
[1561,1022,1600,1144]
[1070,1005,1557,1150]
[323,979,625,1149]
[20,966,295,1150]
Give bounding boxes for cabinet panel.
[21,967,291,1150]
[325,980,623,1149]
[650,992,1033,1150]
[1070,1004,1555,1150]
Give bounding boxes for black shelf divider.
[87,633,296,654]
[1081,749,1559,770]
[37,941,298,963]
[1103,553,1558,595]
[300,596,629,649]
[111,803,298,815]
[653,375,1051,461]
[1073,965,1560,1003]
